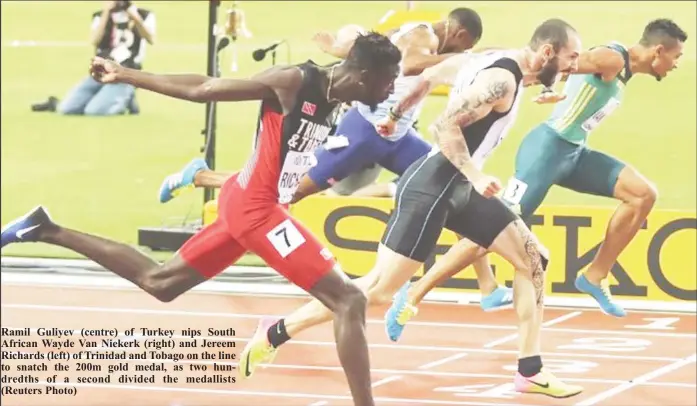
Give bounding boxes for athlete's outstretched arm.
[396,26,461,76]
[566,47,624,81]
[91,57,302,107]
[429,68,515,181]
[313,25,367,59]
[532,47,625,102]
[390,52,477,118]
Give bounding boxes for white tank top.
[441,50,525,169]
[356,22,436,141]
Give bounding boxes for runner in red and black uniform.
[0,32,401,406]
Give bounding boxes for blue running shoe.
[158,158,209,203]
[480,285,514,312]
[384,281,418,342]
[575,273,626,317]
[1,206,53,249]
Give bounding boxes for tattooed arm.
[429,67,516,186]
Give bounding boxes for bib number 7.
[266,219,306,258]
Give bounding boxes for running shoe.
[514,367,583,398]
[480,285,514,312]
[575,272,626,317]
[238,317,279,379]
[158,158,209,203]
[384,281,418,342]
[1,206,53,249]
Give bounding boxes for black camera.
[113,1,132,11]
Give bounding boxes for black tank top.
[238,60,340,205]
[278,61,339,162]
[459,57,524,158]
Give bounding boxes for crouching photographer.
[32,1,156,116]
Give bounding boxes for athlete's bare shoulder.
[393,24,439,54]
[250,65,305,114]
[250,65,304,89]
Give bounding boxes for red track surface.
[1,283,695,406]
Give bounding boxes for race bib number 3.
[502,177,528,205]
[266,219,306,258]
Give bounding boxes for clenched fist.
[472,175,502,199]
[311,31,336,54]
[89,57,122,84]
[375,116,397,137]
[532,89,567,104]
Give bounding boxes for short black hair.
[345,31,402,71]
[529,18,577,52]
[640,19,688,49]
[448,8,483,42]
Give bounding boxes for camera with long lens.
[112,0,132,12]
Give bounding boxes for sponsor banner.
[288,196,696,303]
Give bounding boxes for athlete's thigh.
[307,108,384,189]
[179,219,247,279]
[559,147,627,198]
[446,191,519,250]
[382,153,457,263]
[505,124,579,219]
[237,205,336,293]
[378,127,432,175]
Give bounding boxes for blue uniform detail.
[307,107,431,189]
[1,206,53,249]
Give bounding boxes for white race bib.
[266,219,305,258]
[324,135,349,150]
[277,150,316,204]
[502,177,529,205]
[582,97,620,132]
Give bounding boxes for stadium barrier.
[6,195,692,312]
[195,195,696,312]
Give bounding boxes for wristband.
[388,107,402,121]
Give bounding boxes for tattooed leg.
[488,219,547,359]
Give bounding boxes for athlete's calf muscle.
[487,219,547,307]
[194,170,234,189]
[511,220,546,307]
[141,257,209,302]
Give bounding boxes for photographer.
[32,1,156,116]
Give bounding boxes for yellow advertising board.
[284,196,696,303]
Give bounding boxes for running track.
[1,283,695,406]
